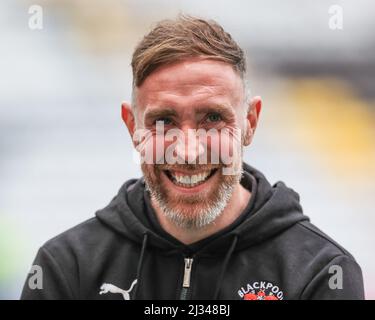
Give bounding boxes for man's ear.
[121,102,136,137]
[243,96,262,146]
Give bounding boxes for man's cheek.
[197,132,220,165]
[206,142,220,165]
[141,134,167,164]
[220,129,242,175]
[219,134,234,165]
[154,135,167,164]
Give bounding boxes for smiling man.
[127,55,256,244]
[21,16,364,300]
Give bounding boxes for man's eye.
[155,117,172,125]
[206,113,222,123]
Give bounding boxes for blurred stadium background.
[0,0,374,299]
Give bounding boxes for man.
[21,16,364,300]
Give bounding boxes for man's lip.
[159,166,220,175]
[161,168,219,193]
[166,169,215,175]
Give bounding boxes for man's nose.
[174,128,205,164]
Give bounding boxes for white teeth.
[191,175,197,184]
[182,176,190,184]
[169,170,213,187]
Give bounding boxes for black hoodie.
[21,163,364,300]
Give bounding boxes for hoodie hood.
[96,162,309,256]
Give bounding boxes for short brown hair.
[131,15,247,88]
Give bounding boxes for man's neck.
[151,183,251,245]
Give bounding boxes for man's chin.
[161,204,223,230]
[159,183,235,229]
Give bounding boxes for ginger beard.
[142,153,243,230]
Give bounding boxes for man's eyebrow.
[195,104,235,117]
[143,104,235,122]
[143,107,178,121]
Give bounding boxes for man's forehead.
[140,59,241,91]
[135,58,244,110]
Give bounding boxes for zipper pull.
[183,258,194,288]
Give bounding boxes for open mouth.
[164,168,218,188]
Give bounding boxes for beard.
[142,160,243,230]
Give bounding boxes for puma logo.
[99,279,137,300]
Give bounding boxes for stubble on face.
[142,157,243,230]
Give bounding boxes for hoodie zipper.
[180,257,193,300]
